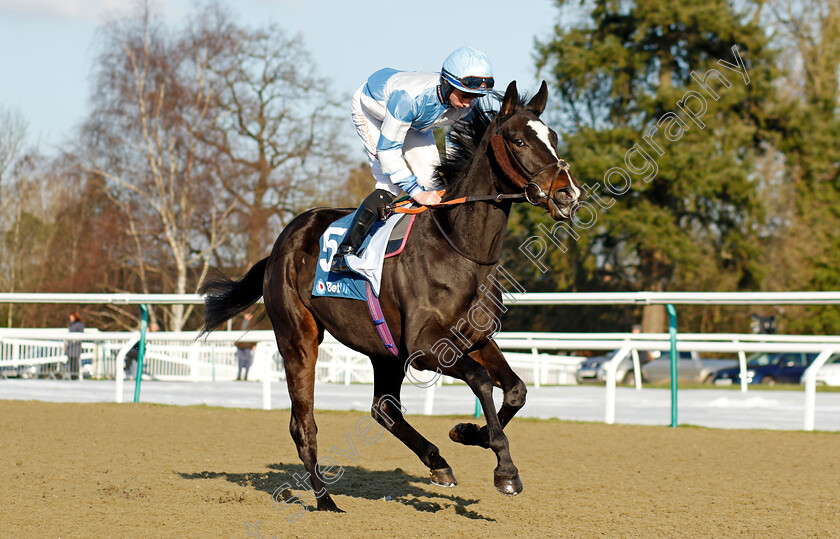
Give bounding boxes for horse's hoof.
[317,496,345,512]
[449,423,489,448]
[494,473,523,496]
[429,467,458,487]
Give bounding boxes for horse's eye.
[514,139,525,147]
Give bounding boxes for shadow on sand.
[179,462,494,521]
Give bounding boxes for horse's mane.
[435,92,527,190]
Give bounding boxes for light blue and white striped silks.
[353,69,472,196]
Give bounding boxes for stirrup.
[330,252,354,273]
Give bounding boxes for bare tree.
[0,152,60,326]
[77,3,352,329]
[0,106,27,188]
[195,7,351,266]
[82,2,233,330]
[0,108,30,326]
[0,109,141,329]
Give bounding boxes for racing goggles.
[443,69,494,93]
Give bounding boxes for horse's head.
[490,81,581,220]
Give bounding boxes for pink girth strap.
[365,282,400,357]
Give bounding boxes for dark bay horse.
[200,81,580,512]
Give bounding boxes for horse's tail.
[199,257,268,335]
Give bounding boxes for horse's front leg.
[462,359,523,495]
[422,352,522,496]
[449,340,527,449]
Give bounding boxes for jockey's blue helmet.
[440,46,494,100]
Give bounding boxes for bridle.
[489,122,573,207]
[379,116,578,265]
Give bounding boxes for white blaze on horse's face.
[527,120,559,161]
[527,120,581,200]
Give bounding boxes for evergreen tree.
[503,0,783,332]
[764,0,840,333]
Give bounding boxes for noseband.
[490,126,573,206]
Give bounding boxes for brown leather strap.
[490,134,530,188]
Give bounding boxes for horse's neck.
[441,142,510,260]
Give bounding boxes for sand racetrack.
[2,400,838,538]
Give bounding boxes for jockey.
[330,46,494,273]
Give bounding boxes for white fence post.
[344,354,352,386]
[423,383,435,415]
[260,344,271,411]
[605,345,632,424]
[532,347,541,388]
[115,352,124,404]
[93,342,101,379]
[113,335,138,404]
[736,341,748,393]
[631,348,642,390]
[803,349,833,431]
[189,342,200,382]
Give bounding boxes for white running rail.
[1,328,839,429]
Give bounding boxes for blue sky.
[0,0,562,150]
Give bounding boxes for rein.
[427,206,502,265]
[378,193,517,266]
[376,118,574,266]
[379,192,523,217]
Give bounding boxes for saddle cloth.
[311,211,416,301]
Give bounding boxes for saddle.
[311,212,416,301]
[383,211,414,258]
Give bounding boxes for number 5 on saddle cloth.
[312,210,416,302]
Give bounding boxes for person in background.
[236,313,256,381]
[631,324,653,363]
[125,323,160,380]
[65,312,85,380]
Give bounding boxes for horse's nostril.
[554,188,574,202]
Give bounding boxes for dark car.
[713,352,820,386]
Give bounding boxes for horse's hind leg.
[449,340,526,449]
[271,309,342,512]
[369,357,457,487]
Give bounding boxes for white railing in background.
[1,327,839,429]
[565,338,840,429]
[3,290,840,431]
[0,328,581,387]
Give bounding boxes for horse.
[199,80,581,512]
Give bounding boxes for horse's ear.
[526,81,548,116]
[500,80,518,117]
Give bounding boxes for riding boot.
[331,189,396,273]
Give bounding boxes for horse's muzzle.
[547,187,579,220]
